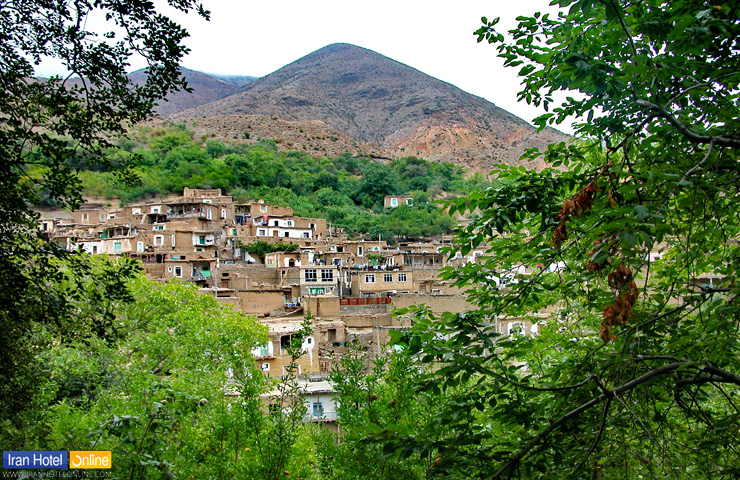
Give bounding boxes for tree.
[33,273,268,479]
[357,162,401,209]
[317,344,435,480]
[0,0,208,440]
[382,2,740,479]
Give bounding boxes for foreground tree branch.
[491,362,691,479]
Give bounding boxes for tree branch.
[700,365,740,387]
[491,361,690,479]
[635,100,740,148]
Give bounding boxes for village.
[37,187,541,424]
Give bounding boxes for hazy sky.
[38,1,573,131]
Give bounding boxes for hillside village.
[39,187,536,392]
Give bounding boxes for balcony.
[303,411,337,422]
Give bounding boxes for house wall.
[304,296,340,318]
[213,295,242,312]
[383,195,413,208]
[73,208,106,225]
[339,303,391,315]
[237,290,285,316]
[258,337,321,378]
[342,314,393,328]
[300,266,339,296]
[350,270,412,295]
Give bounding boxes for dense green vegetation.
[7,261,325,479]
[6,0,740,479]
[0,0,207,442]
[357,1,740,479]
[73,124,488,241]
[5,260,434,479]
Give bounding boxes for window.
[357,246,363,256]
[174,266,182,278]
[321,269,334,282]
[154,235,164,246]
[260,205,267,212]
[221,209,226,219]
[398,273,408,282]
[153,225,164,230]
[261,363,270,372]
[258,229,266,236]
[273,220,279,226]
[312,402,324,418]
[383,273,392,283]
[287,220,293,227]
[256,342,272,357]
[137,241,144,253]
[198,235,206,245]
[82,213,88,221]
[151,207,160,213]
[113,242,122,253]
[365,274,375,283]
[171,235,176,247]
[390,198,398,207]
[507,322,525,336]
[309,222,316,229]
[284,232,290,238]
[92,246,98,254]
[207,209,213,220]
[305,269,317,282]
[406,198,413,206]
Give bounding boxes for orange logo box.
[69,451,112,469]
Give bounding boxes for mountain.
[169,43,568,171]
[128,67,243,117]
[210,74,258,88]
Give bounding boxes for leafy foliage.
[240,241,298,262]
[76,125,473,241]
[371,1,740,478]
[0,0,207,436]
[318,344,437,480]
[30,272,270,479]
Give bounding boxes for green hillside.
[71,123,492,242]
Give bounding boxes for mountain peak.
[170,44,568,171]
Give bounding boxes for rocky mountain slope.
[169,43,568,171]
[128,67,243,117]
[147,115,386,160]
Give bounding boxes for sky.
[37,1,573,132]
